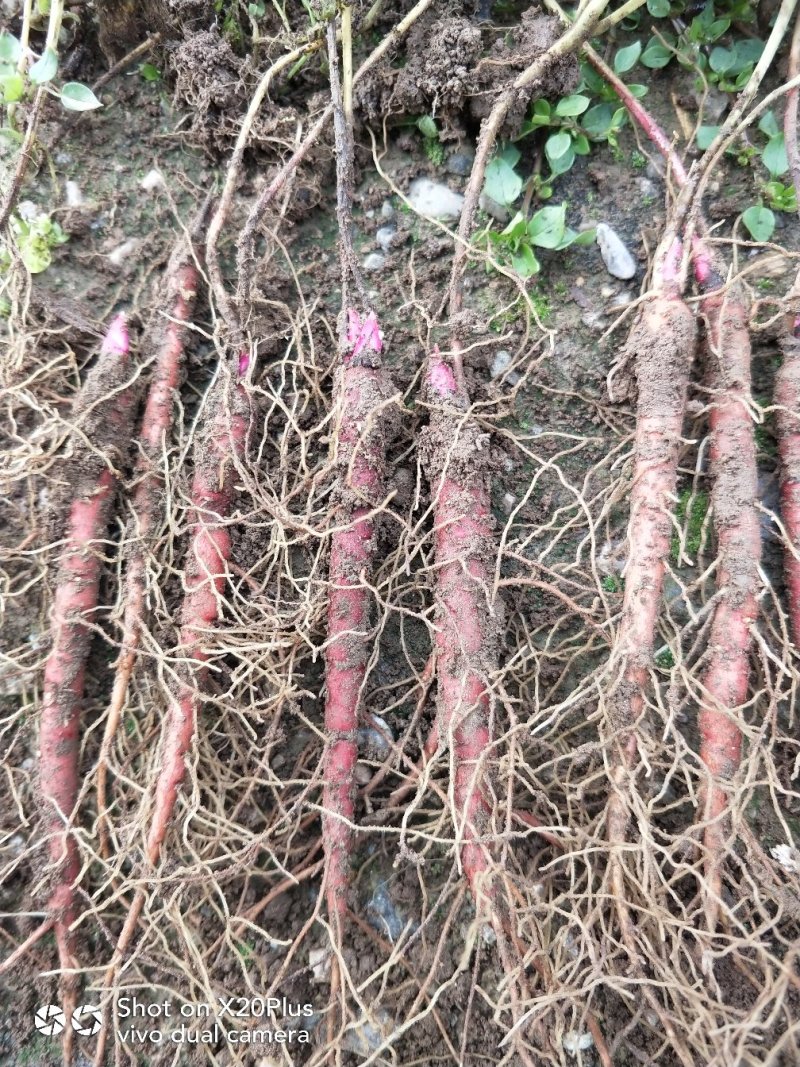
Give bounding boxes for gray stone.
[407,177,464,220]
[447,151,475,176]
[479,191,510,223]
[362,252,387,272]
[375,226,396,253]
[596,222,637,280]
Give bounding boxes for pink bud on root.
[426,346,458,399]
[692,237,713,287]
[238,350,251,378]
[346,309,383,361]
[101,313,130,358]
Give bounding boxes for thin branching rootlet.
[1,0,800,1065]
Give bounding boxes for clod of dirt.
[394,18,482,113]
[170,29,243,149]
[470,9,579,135]
[355,9,577,137]
[96,0,213,63]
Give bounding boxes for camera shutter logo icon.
[34,1003,101,1037]
[34,1005,65,1036]
[72,1005,102,1036]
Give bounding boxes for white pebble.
[563,1030,594,1056]
[139,169,164,193]
[596,222,637,280]
[380,199,395,219]
[358,713,393,760]
[502,492,517,515]
[407,177,464,220]
[107,238,140,267]
[65,181,84,207]
[375,226,395,253]
[489,349,521,385]
[479,191,510,223]
[17,200,38,222]
[354,762,373,785]
[771,843,799,873]
[362,252,386,272]
[8,835,25,856]
[309,948,330,983]
[490,350,512,377]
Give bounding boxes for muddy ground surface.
[1,1,800,1065]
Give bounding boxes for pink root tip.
[794,314,800,338]
[427,348,457,399]
[346,309,383,361]
[661,237,683,287]
[101,313,130,358]
[238,351,250,378]
[692,237,712,286]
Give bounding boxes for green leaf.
[742,205,775,242]
[641,40,673,69]
[549,143,575,177]
[582,103,614,139]
[0,71,24,102]
[60,82,103,111]
[501,212,528,241]
[709,46,735,74]
[139,62,161,82]
[533,99,551,120]
[758,111,780,138]
[546,130,571,161]
[554,93,590,117]
[29,47,57,85]
[572,227,597,246]
[707,17,731,41]
[248,0,266,15]
[626,84,649,99]
[484,157,523,207]
[614,40,642,74]
[0,32,21,64]
[762,134,788,178]
[528,203,567,249]
[511,244,540,278]
[647,0,670,15]
[417,115,437,139]
[735,38,765,69]
[18,239,52,274]
[500,144,521,168]
[696,125,720,150]
[572,133,590,155]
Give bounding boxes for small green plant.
[670,488,709,563]
[639,2,763,92]
[655,647,675,669]
[601,575,620,593]
[139,62,161,83]
[512,44,649,201]
[0,207,68,276]
[697,112,794,242]
[0,20,102,115]
[478,196,593,279]
[417,115,444,167]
